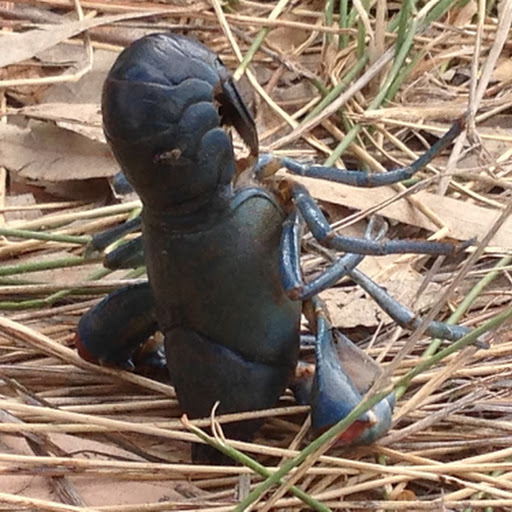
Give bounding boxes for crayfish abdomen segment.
[166,327,294,420]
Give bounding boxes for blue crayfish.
[76,33,473,463]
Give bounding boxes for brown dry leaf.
[35,42,85,67]
[17,103,104,141]
[322,38,340,77]
[492,56,512,82]
[0,122,116,182]
[43,50,119,104]
[265,7,316,52]
[0,63,52,104]
[324,288,381,328]
[322,265,441,329]
[0,12,163,69]
[453,0,477,27]
[459,119,512,169]
[17,103,101,126]
[409,46,475,82]
[3,193,39,223]
[395,489,418,501]
[0,433,185,507]
[266,24,311,52]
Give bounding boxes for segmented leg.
[103,236,144,270]
[290,181,472,255]
[91,216,141,251]
[348,268,471,341]
[281,184,472,341]
[280,214,387,300]
[257,117,465,187]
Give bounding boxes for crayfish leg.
[262,115,466,187]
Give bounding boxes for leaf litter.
[0,1,511,511]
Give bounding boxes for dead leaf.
[43,50,118,104]
[0,122,116,182]
[0,11,170,69]
[267,25,311,52]
[35,42,85,66]
[265,10,313,52]
[322,38,339,77]
[0,63,52,104]
[17,103,100,124]
[324,288,381,328]
[0,433,185,506]
[16,103,104,141]
[453,0,477,27]
[394,489,417,500]
[3,193,39,223]
[492,57,512,82]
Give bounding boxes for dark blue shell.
[101,34,301,445]
[102,33,255,211]
[143,187,302,423]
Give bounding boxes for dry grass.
[1,0,512,510]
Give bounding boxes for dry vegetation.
[0,0,512,510]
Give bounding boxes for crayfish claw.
[300,311,395,445]
[75,283,159,373]
[216,77,258,156]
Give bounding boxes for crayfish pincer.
[76,33,474,463]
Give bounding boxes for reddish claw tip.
[337,419,374,445]
[315,419,373,446]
